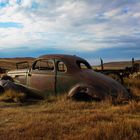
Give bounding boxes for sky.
[0,0,140,64]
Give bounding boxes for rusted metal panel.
[28,70,56,97]
[7,54,131,100]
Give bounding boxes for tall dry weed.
[0,90,26,103]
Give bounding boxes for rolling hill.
[102,60,140,68]
[0,57,35,70]
[94,60,140,70]
[0,57,140,70]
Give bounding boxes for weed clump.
[0,90,26,103]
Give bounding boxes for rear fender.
[68,83,100,101]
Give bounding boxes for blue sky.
[0,0,140,64]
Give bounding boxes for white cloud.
[0,0,140,53]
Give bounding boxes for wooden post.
[100,58,104,70]
[132,58,134,72]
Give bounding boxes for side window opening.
[57,61,67,72]
[33,59,54,71]
[76,61,91,70]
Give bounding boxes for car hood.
[77,70,130,100]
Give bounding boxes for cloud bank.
[0,0,140,60]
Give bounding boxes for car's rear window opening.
[57,61,67,72]
[76,61,91,69]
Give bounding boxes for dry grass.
[0,90,26,103]
[124,78,140,98]
[0,58,34,69]
[0,79,139,140]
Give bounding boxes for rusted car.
[6,54,131,100]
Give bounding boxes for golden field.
[0,78,139,140]
[0,58,34,69]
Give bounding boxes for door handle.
[28,73,32,76]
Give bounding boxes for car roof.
[38,54,90,73]
[38,54,85,62]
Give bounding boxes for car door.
[28,59,56,96]
[55,60,78,95]
[9,62,30,85]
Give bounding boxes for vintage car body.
[7,54,130,100]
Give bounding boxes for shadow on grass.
[0,89,44,107]
[0,86,139,108]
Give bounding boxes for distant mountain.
[0,57,140,70]
[95,60,140,69]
